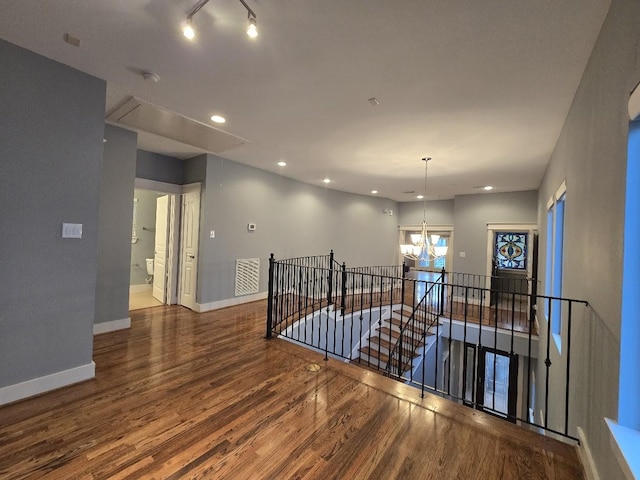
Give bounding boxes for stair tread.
[378,327,427,346]
[359,345,417,362]
[388,317,435,335]
[369,336,415,356]
[358,346,389,363]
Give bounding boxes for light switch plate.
[459,251,466,258]
[210,230,215,238]
[62,223,83,238]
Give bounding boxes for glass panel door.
[476,347,518,421]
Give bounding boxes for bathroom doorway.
[129,188,177,310]
[129,179,201,312]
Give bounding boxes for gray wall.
[398,199,455,225]
[0,39,105,386]
[192,155,400,304]
[130,189,160,285]
[453,191,538,274]
[398,191,538,275]
[537,0,640,477]
[136,150,184,184]
[95,125,137,326]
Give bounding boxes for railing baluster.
[544,297,552,429]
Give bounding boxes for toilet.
[146,258,154,276]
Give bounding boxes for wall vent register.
[235,258,260,296]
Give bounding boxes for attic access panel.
[106,97,248,154]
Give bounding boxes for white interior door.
[180,190,200,310]
[152,195,169,303]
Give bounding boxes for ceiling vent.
[106,97,248,154]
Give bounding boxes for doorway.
[129,179,201,312]
[485,224,537,308]
[462,344,519,421]
[129,188,177,310]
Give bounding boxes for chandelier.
[400,157,449,261]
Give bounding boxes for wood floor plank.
[0,301,583,479]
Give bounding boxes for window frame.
[545,181,566,349]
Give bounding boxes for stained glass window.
[495,232,527,270]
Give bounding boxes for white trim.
[629,81,640,121]
[398,223,453,232]
[605,419,639,480]
[555,180,567,201]
[486,223,537,231]
[0,362,95,406]
[452,295,484,306]
[577,426,601,480]
[179,187,201,310]
[196,291,268,313]
[182,182,202,194]
[130,284,152,294]
[166,194,180,305]
[93,317,131,335]
[546,196,554,211]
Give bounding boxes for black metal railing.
[266,253,588,443]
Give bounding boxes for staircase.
[353,305,439,375]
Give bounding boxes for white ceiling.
[0,0,611,201]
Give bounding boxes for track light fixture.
[182,0,258,40]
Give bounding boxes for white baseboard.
[93,317,131,335]
[577,426,600,480]
[452,295,484,306]
[196,291,268,313]
[0,361,95,406]
[130,284,152,294]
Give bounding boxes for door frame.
[485,223,537,305]
[476,346,519,422]
[152,194,170,303]
[133,179,200,306]
[179,183,201,310]
[398,224,454,270]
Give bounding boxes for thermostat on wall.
[247,223,256,231]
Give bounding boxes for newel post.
[266,253,275,339]
[327,249,334,305]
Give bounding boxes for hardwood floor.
[0,301,583,479]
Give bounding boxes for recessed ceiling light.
[277,161,287,167]
[323,178,331,184]
[483,185,494,191]
[210,115,226,124]
[416,195,424,199]
[371,190,378,194]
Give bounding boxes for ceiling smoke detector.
[142,72,160,83]
[368,97,380,106]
